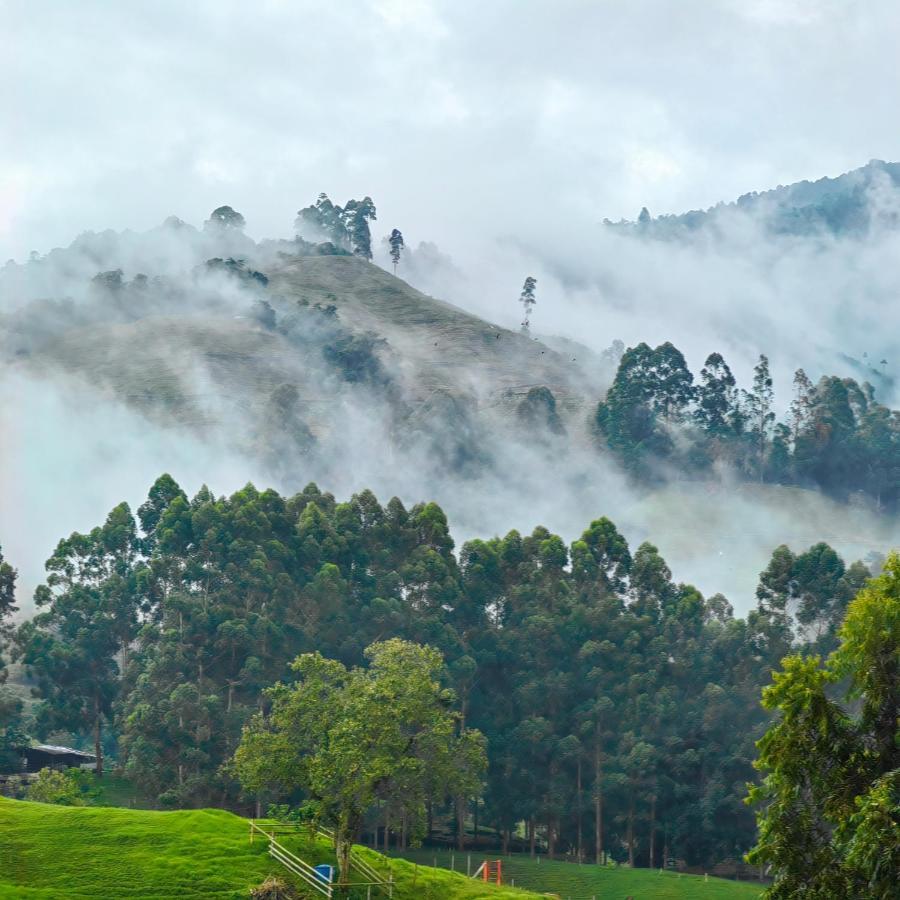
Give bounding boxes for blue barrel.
[313,864,335,884]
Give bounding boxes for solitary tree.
[747,556,899,898]
[205,206,246,231]
[519,276,537,331]
[233,639,486,886]
[388,229,405,273]
[746,355,775,480]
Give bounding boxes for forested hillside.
[3,474,872,869]
[607,158,900,238]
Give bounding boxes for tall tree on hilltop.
[649,342,695,424]
[295,193,350,247]
[388,228,405,273]
[205,206,246,232]
[519,276,537,331]
[694,352,740,437]
[746,354,775,480]
[788,368,814,447]
[344,196,377,260]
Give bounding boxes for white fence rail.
[249,820,394,897]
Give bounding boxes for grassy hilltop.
[1,797,761,899]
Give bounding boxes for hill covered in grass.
[0,798,534,899]
[0,798,764,900]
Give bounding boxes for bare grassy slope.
[17,255,595,434]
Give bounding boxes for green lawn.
[386,846,766,900]
[0,797,764,899]
[0,798,534,899]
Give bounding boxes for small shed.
[17,744,97,773]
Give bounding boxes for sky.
[4,0,900,262]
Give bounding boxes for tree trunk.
[336,834,352,887]
[594,738,603,863]
[456,795,466,850]
[528,817,535,858]
[547,820,556,860]
[473,798,478,843]
[93,694,103,778]
[648,795,656,868]
[426,799,433,840]
[576,756,583,861]
[627,792,635,868]
[501,828,509,855]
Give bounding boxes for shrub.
[25,768,85,806]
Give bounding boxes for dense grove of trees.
[597,343,900,508]
[6,475,874,870]
[295,194,377,260]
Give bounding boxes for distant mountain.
[608,158,900,237]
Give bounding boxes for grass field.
[384,846,766,900]
[0,798,534,899]
[1,796,766,899]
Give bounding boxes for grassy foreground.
[0,798,532,899]
[386,847,765,900]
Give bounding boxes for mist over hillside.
[4,166,900,613]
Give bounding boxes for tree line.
[1,475,877,870]
[597,343,900,509]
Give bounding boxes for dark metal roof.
[18,744,97,760]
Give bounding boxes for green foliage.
[747,554,900,898]
[596,341,696,475]
[295,194,377,259]
[0,544,17,680]
[13,473,873,873]
[16,504,142,775]
[234,639,486,885]
[25,768,88,806]
[599,341,900,507]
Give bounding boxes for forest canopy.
[6,474,877,871]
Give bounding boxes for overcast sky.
[4,0,900,261]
